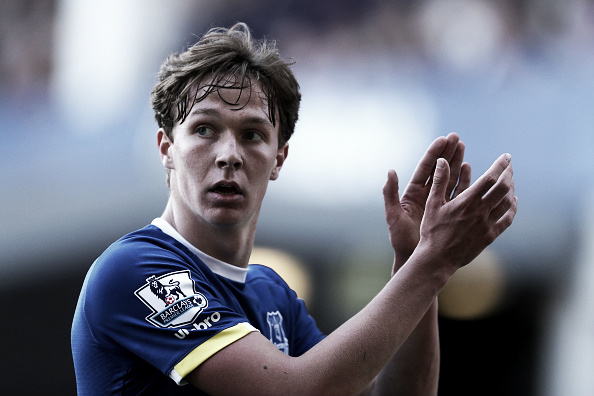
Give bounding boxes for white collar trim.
[151,218,248,283]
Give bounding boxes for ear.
[270,143,289,181]
[157,129,175,170]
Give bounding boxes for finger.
[426,158,450,211]
[451,162,471,199]
[446,140,465,198]
[466,153,512,199]
[435,133,460,191]
[383,169,402,219]
[488,188,515,223]
[440,133,461,164]
[491,196,518,240]
[482,161,514,207]
[409,136,448,187]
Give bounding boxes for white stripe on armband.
[169,322,259,385]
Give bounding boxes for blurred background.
[1,0,593,395]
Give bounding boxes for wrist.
[392,251,411,276]
[405,242,456,291]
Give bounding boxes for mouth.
[211,181,242,196]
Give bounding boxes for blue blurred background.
[1,0,593,395]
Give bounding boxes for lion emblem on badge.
[146,275,186,305]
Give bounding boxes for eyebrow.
[189,108,219,117]
[189,107,273,126]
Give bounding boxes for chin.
[205,210,254,228]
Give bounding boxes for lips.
[211,181,242,196]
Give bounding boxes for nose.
[216,134,243,170]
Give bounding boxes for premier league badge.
[135,270,208,328]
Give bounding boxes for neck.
[160,200,257,268]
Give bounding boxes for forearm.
[364,299,440,396]
[363,253,440,396]
[298,249,449,395]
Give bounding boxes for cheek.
[255,153,278,179]
[172,146,210,188]
[178,143,209,169]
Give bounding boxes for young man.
[72,23,517,395]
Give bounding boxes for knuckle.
[482,173,498,187]
[502,214,514,228]
[499,196,513,213]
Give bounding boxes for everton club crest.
[267,311,289,354]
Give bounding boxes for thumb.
[383,169,401,216]
[427,158,450,207]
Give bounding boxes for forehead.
[188,78,271,119]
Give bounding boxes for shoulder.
[245,264,300,305]
[247,264,289,287]
[84,225,199,308]
[95,225,191,274]
[109,224,187,258]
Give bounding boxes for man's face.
[158,83,287,229]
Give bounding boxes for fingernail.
[437,158,445,169]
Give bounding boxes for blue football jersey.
[71,218,325,395]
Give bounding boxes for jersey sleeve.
[252,265,326,357]
[83,235,258,385]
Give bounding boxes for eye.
[244,131,264,141]
[196,126,216,137]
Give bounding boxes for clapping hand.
[383,133,471,273]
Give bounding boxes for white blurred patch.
[271,78,437,206]
[50,0,201,135]
[417,0,507,72]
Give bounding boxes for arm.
[188,153,517,396]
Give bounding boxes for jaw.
[200,190,263,230]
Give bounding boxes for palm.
[383,134,470,265]
[384,172,430,257]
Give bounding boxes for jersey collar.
[151,218,249,283]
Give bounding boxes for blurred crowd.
[2,0,593,100]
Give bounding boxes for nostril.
[217,159,242,169]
